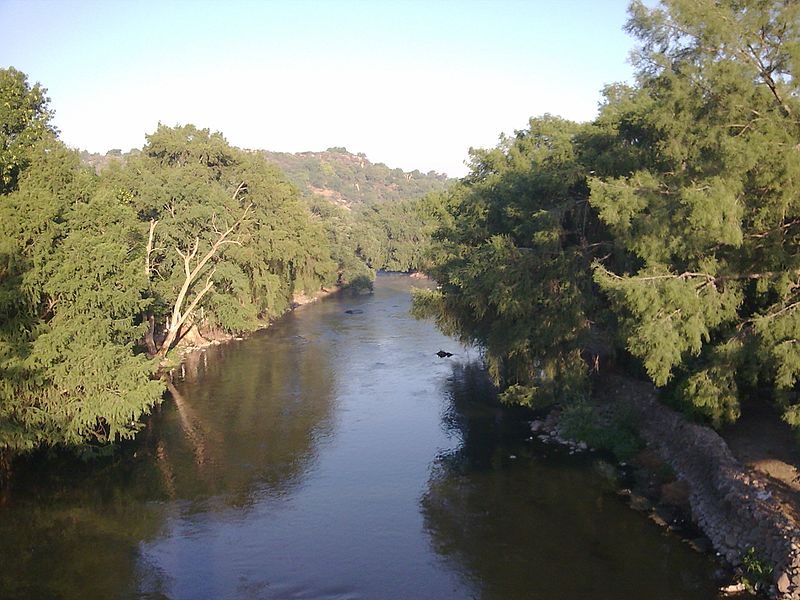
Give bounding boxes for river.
[0,274,720,599]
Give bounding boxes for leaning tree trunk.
[156,189,250,358]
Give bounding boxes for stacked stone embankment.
[607,376,800,599]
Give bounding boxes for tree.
[419,0,800,431]
[0,139,163,454]
[103,124,338,351]
[0,112,343,461]
[415,116,603,408]
[0,67,55,194]
[156,187,251,357]
[588,0,800,425]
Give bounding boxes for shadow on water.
[421,362,722,600]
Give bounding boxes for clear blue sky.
[1,0,636,176]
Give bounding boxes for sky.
[1,0,637,177]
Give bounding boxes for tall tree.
[415,116,604,407]
[589,0,800,425]
[0,67,55,195]
[0,139,163,454]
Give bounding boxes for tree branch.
[156,186,252,358]
[145,219,159,276]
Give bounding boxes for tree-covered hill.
[80,147,452,209]
[260,148,451,207]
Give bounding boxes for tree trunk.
[156,189,250,358]
[144,314,157,356]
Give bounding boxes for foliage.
[0,67,55,194]
[344,274,375,295]
[0,137,163,452]
[415,115,601,407]
[741,546,773,593]
[103,123,338,340]
[588,0,800,425]
[0,111,351,457]
[419,0,800,431]
[352,191,449,273]
[559,400,644,460]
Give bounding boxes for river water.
[0,274,720,599]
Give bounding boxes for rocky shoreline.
[534,375,800,598]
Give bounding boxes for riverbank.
[534,374,800,599]
[163,285,343,374]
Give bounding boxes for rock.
[654,504,677,525]
[616,488,632,498]
[649,512,669,528]
[777,571,791,594]
[720,582,746,595]
[629,494,653,512]
[689,537,713,553]
[435,350,453,358]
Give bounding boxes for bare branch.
[175,270,216,334]
[157,203,253,357]
[145,219,159,276]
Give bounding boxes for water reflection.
[0,276,720,600]
[422,362,722,600]
[0,311,337,600]
[146,319,337,507]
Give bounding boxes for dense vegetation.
[416,0,800,429]
[261,148,450,206]
[0,69,445,463]
[80,147,448,281]
[4,0,796,467]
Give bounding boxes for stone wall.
[606,376,800,598]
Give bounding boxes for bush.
[559,399,644,460]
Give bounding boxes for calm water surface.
[1,274,720,599]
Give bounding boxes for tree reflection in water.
[0,314,336,600]
[422,362,721,600]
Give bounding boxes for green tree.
[415,116,603,408]
[0,108,343,462]
[0,67,55,194]
[103,124,337,354]
[588,0,800,425]
[418,0,800,431]
[0,138,163,455]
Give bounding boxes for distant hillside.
[261,147,451,207]
[79,149,125,172]
[80,146,451,207]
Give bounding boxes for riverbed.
[0,274,720,599]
